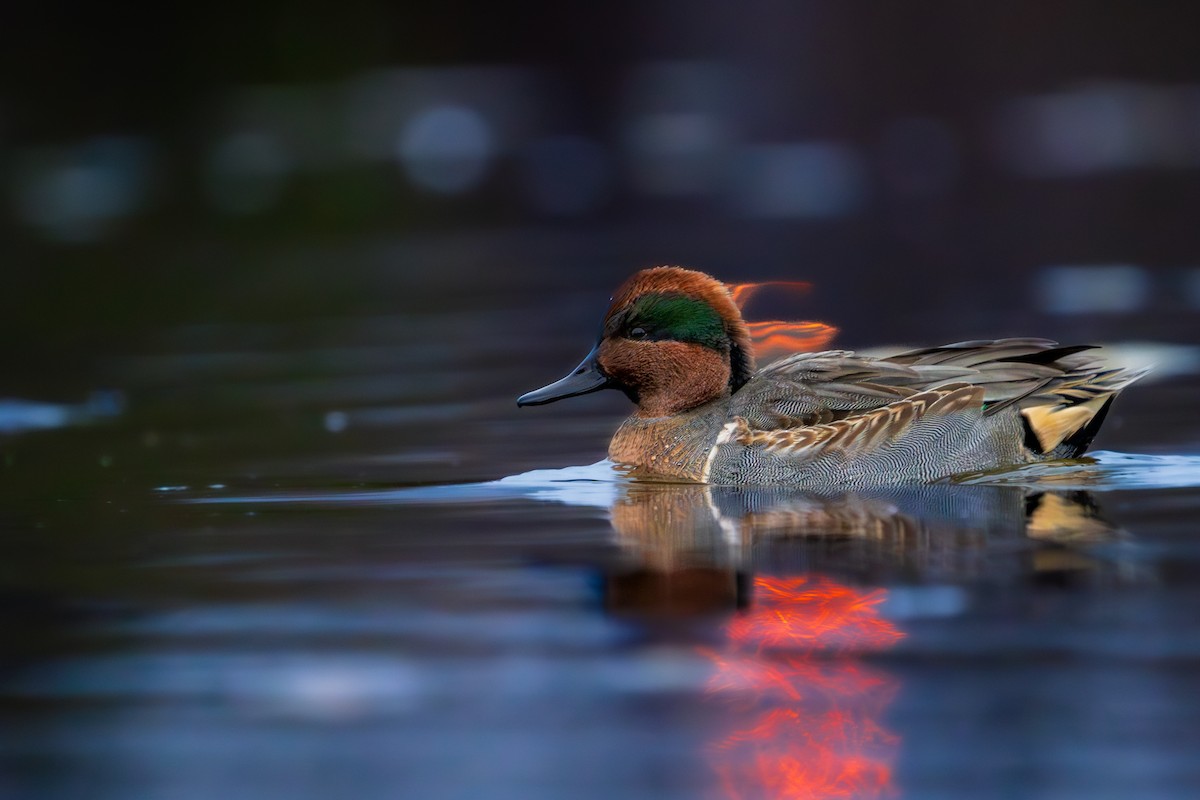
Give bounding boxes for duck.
[517,266,1147,486]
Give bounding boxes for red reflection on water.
[728,577,901,652]
[706,576,904,800]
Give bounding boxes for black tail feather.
[1056,395,1115,458]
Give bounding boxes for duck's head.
[518,266,755,417]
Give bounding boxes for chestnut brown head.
[518,267,756,416]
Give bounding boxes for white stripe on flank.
[702,420,740,483]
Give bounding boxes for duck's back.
[702,339,1146,487]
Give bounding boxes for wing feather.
[734,339,1126,429]
[732,383,984,463]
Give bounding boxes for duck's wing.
[733,338,1148,458]
[881,338,1103,409]
[731,349,974,429]
[885,338,1156,455]
[724,382,986,464]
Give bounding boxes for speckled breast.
[608,400,731,481]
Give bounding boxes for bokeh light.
[12,136,154,242]
[731,143,866,218]
[1037,264,1152,315]
[398,104,494,194]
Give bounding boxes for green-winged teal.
[518,266,1147,486]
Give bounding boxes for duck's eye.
[629,326,647,339]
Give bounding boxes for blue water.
[170,450,1200,508]
[3,315,1200,800]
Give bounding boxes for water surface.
[3,304,1200,800]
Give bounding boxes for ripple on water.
[177,452,1200,509]
[179,460,625,507]
[954,451,1200,491]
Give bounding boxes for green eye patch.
[619,293,728,350]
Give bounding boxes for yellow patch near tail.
[1020,396,1109,453]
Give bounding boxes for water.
[3,300,1200,800]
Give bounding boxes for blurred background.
[4,1,1200,396]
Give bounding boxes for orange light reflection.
[706,575,904,800]
[728,281,813,310]
[726,280,836,359]
[728,576,901,653]
[746,321,839,361]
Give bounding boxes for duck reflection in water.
[599,482,1123,800]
